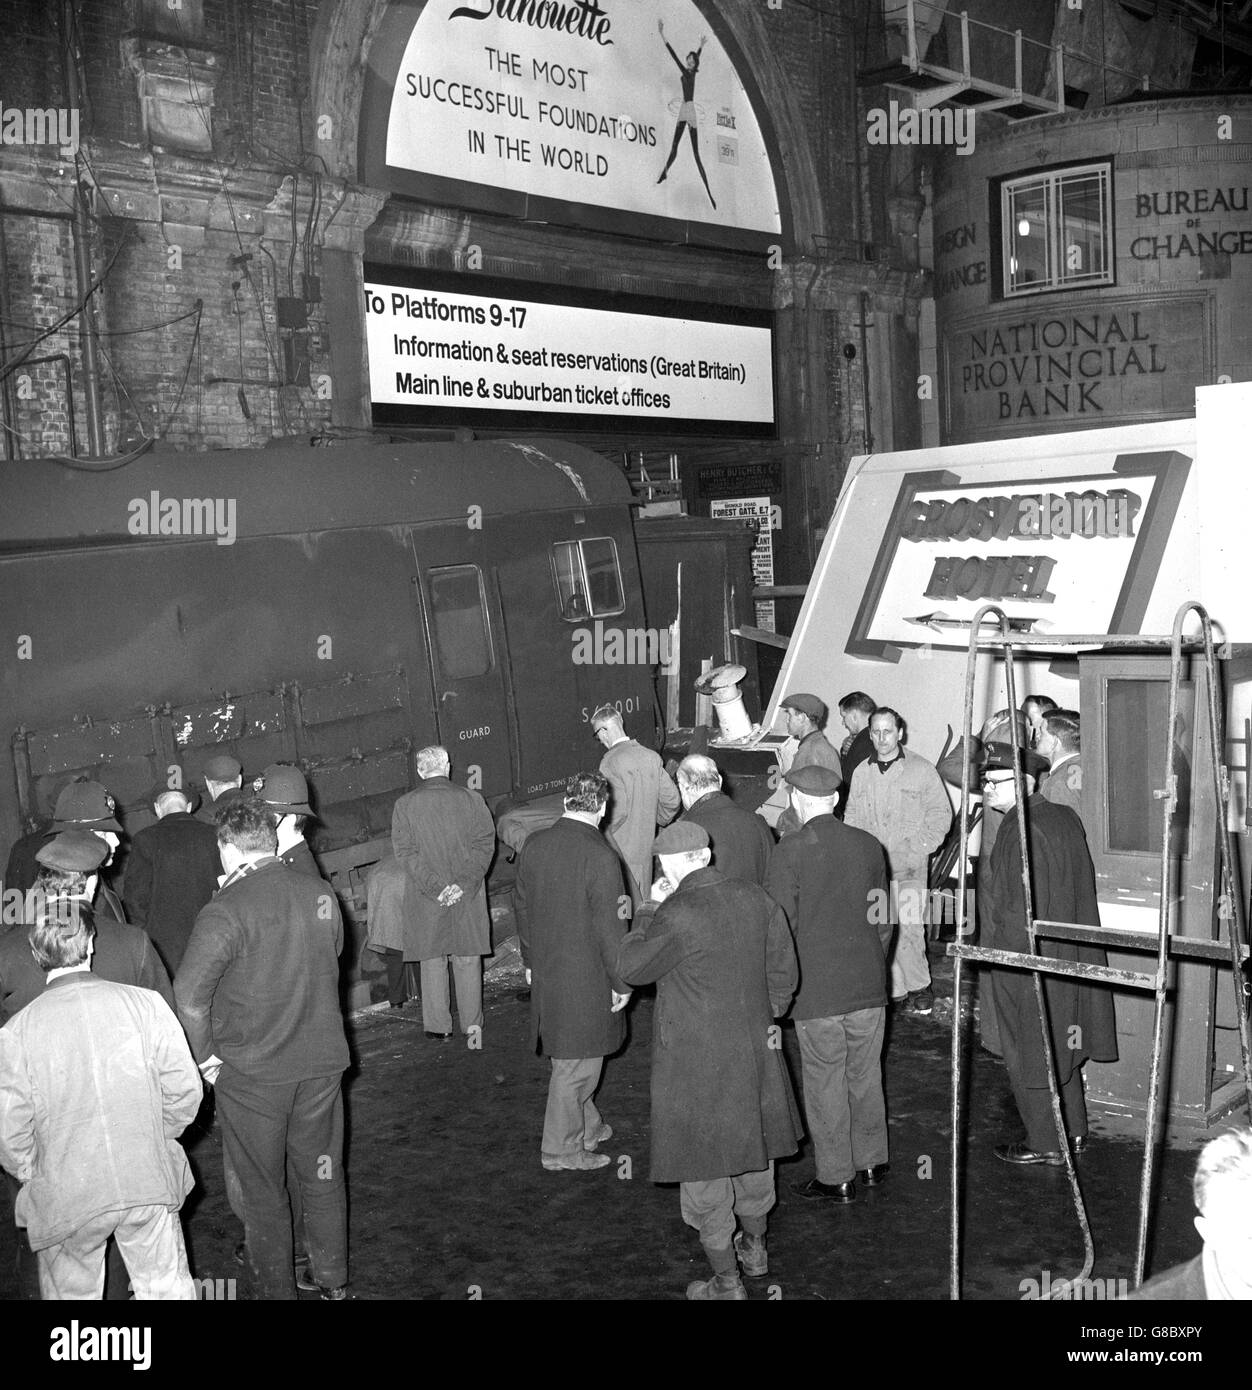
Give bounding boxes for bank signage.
[846,450,1193,659]
[942,298,1208,439]
[364,267,776,434]
[359,0,783,249]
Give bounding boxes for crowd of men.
[0,759,350,1301]
[0,685,1245,1302]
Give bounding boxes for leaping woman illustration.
[656,19,716,210]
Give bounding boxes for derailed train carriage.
[0,437,712,1006]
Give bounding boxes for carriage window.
[428,565,492,678]
[550,538,625,621]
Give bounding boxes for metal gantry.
[946,600,1252,1299]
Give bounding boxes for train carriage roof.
[0,437,630,550]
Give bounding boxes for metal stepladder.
[946,600,1252,1299]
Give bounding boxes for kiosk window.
[1000,163,1112,297]
[551,538,625,621]
[428,565,492,678]
[1105,677,1192,858]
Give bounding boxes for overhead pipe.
[61,0,106,457]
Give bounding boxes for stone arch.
[307,0,828,252]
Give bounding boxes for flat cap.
[255,763,313,816]
[780,692,826,723]
[52,781,122,832]
[203,753,242,782]
[653,821,710,856]
[983,742,1049,779]
[36,827,108,871]
[784,764,842,796]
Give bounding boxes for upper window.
[428,565,493,678]
[550,538,625,622]
[1000,164,1112,298]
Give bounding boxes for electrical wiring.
[35,299,202,469]
[39,437,154,471]
[0,224,131,384]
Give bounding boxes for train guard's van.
[0,438,656,1004]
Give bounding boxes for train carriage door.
[411,539,512,797]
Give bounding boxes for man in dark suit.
[1127,1126,1252,1300]
[198,752,244,825]
[766,765,892,1204]
[676,754,772,885]
[176,798,349,1300]
[837,691,877,786]
[514,772,630,1174]
[618,820,800,1299]
[123,774,221,974]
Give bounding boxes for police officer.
[255,764,323,880]
[49,781,127,922]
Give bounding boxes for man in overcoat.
[676,754,772,885]
[391,746,496,1040]
[514,772,630,1173]
[618,820,801,1300]
[124,774,221,974]
[592,705,680,899]
[766,764,892,1204]
[982,744,1118,1164]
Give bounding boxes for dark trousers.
[380,947,412,1007]
[1012,1067,1087,1154]
[216,1070,347,1299]
[993,972,1088,1152]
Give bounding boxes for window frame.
[426,562,495,679]
[993,160,1115,301]
[549,536,626,623]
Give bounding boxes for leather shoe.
[793,1177,856,1203]
[856,1163,889,1186]
[424,1031,451,1041]
[994,1141,1064,1167]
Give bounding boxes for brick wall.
[0,0,921,524]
